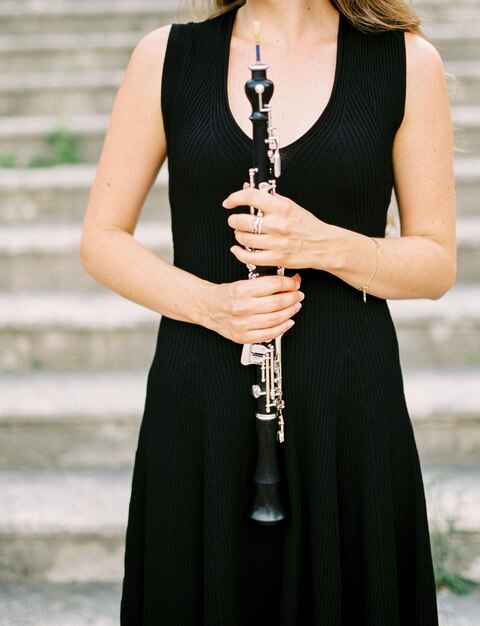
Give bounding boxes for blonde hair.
[201,0,421,33]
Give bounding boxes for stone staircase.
[0,0,479,624]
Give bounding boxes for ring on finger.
[253,213,264,235]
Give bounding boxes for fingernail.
[287,320,295,328]
[295,302,302,311]
[298,292,305,302]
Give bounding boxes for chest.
[227,37,338,149]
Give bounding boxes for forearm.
[319,225,456,300]
[80,226,304,344]
[80,227,213,324]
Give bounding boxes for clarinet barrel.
[242,24,288,525]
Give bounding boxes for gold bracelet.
[357,238,380,303]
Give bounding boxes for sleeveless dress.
[120,9,439,626]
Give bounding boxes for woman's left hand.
[223,186,334,270]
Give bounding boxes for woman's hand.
[204,273,304,344]
[223,187,335,270]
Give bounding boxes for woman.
[81,0,456,623]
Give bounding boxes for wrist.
[191,280,218,330]
[310,223,356,272]
[318,226,374,277]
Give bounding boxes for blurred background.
[0,0,478,624]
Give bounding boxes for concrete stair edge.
[0,284,477,329]
[1,367,478,423]
[0,22,478,48]
[0,107,478,134]
[0,582,122,626]
[0,157,475,187]
[0,465,477,580]
[0,222,172,255]
[0,583,477,626]
[0,0,181,16]
[0,468,130,535]
[0,60,479,89]
[0,214,479,255]
[0,163,169,189]
[0,367,478,469]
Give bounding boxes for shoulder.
[109,26,173,108]
[128,25,173,74]
[131,15,224,64]
[404,32,446,92]
[404,32,443,68]
[112,26,174,127]
[402,33,448,120]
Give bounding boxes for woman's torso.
[158,8,407,383]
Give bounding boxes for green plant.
[431,518,479,596]
[0,152,16,168]
[28,125,83,168]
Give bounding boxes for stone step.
[0,155,477,228]
[1,105,477,169]
[389,285,480,368]
[0,371,144,469]
[0,0,476,40]
[0,582,122,626]
[0,70,123,117]
[0,114,108,168]
[453,106,480,156]
[0,584,477,626]
[423,465,480,585]
[0,222,173,291]
[454,156,480,216]
[437,588,480,626]
[0,465,478,584]
[0,0,476,33]
[0,0,182,34]
[0,468,129,582]
[0,291,159,373]
[0,32,139,74]
[416,0,480,24]
[0,368,478,469]
[0,58,478,118]
[0,164,169,225]
[0,285,478,373]
[405,369,480,466]
[0,215,476,292]
[456,216,480,284]
[1,21,478,75]
[446,60,480,107]
[424,22,480,61]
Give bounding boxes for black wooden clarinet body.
[241,28,288,525]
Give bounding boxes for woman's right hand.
[204,273,304,344]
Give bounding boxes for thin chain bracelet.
[357,237,380,303]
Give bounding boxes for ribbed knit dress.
[120,8,439,626]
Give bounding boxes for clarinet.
[240,22,288,525]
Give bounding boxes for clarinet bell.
[248,414,288,525]
[248,483,288,525]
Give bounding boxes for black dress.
[120,9,439,625]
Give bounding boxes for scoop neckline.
[221,8,345,153]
